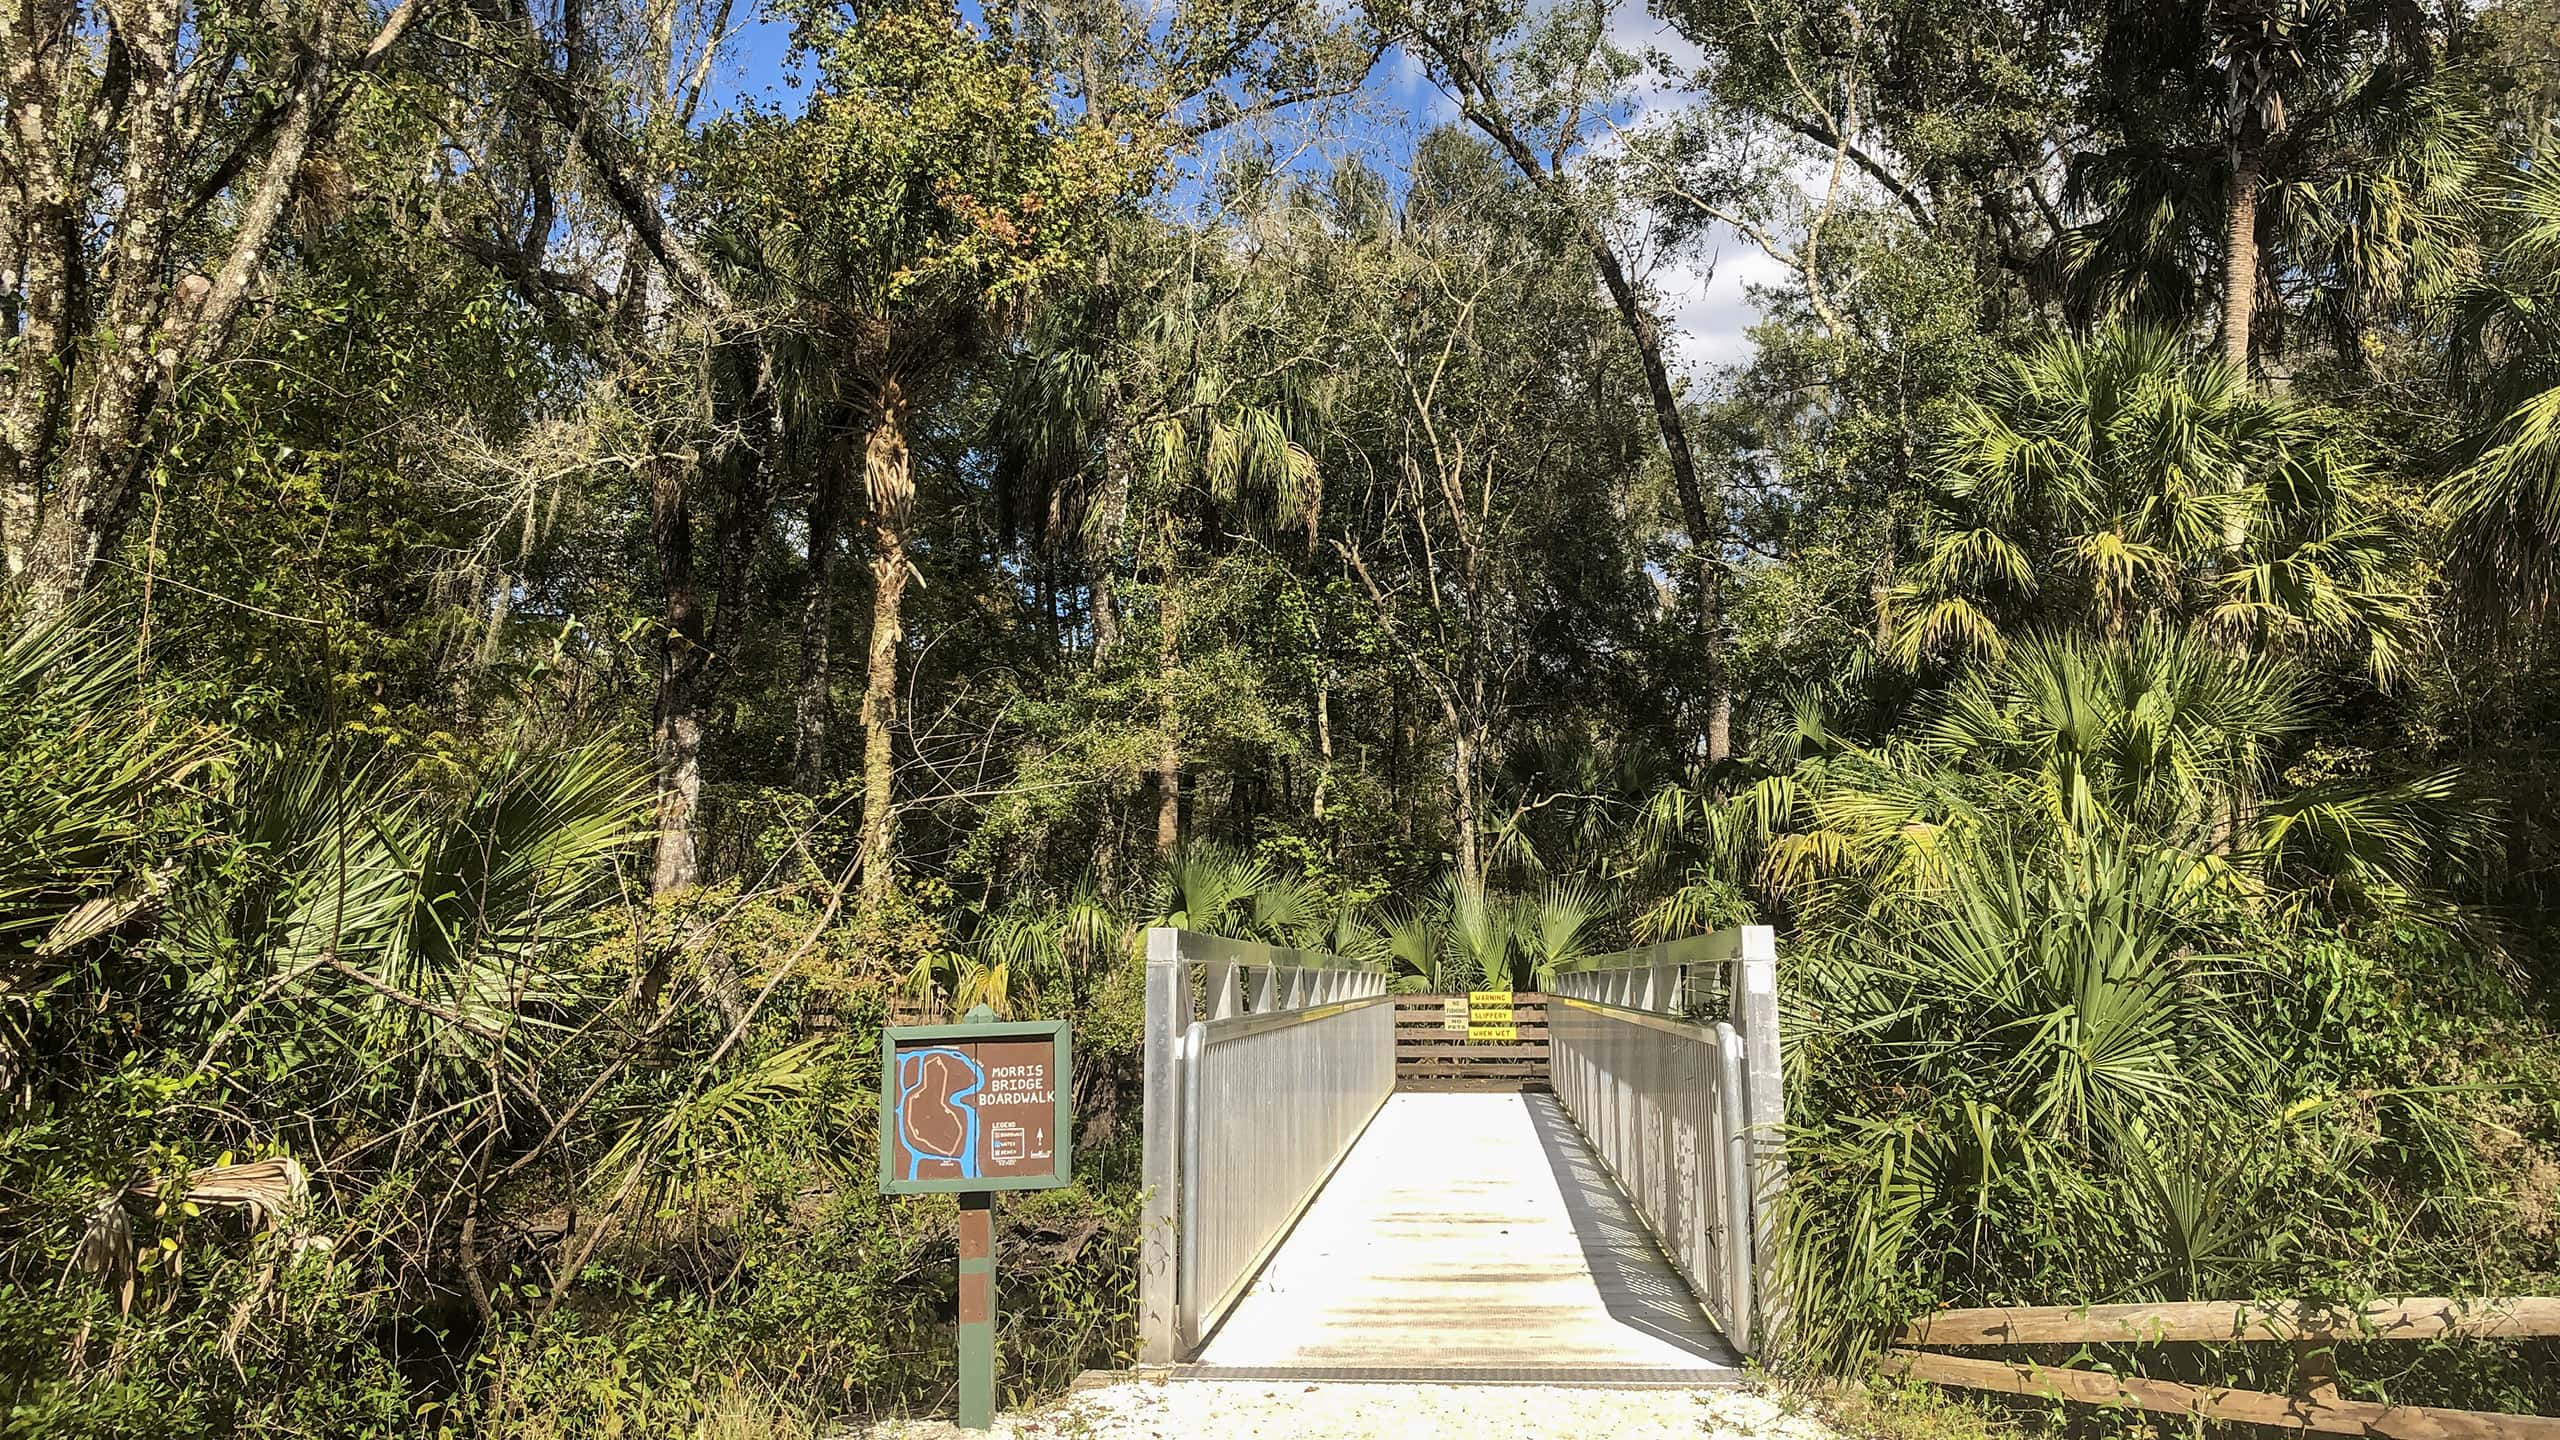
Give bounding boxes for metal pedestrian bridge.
[1137,926,1786,1382]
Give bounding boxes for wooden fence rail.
[1889,1296,2560,1438]
[1903,1297,2560,1347]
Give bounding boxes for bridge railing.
[1547,926,1786,1355]
[1138,927,1392,1362]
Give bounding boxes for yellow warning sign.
[1467,989,1516,1042]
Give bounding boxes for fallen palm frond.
[68,1156,310,1316]
[180,1157,310,1233]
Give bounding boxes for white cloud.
[1605,2,1705,120]
[1384,44,1460,128]
[1653,240,1787,374]
[1594,2,1769,371]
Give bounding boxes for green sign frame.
[878,1018,1073,1196]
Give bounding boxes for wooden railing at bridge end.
[1887,1296,2560,1437]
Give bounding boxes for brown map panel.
[891,1036,1060,1184]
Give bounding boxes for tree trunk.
[1450,716,1482,895]
[1436,66,1733,765]
[1154,572,1182,858]
[2222,147,2262,381]
[1574,219,1730,763]
[1092,566,1120,661]
[1312,668,1333,823]
[1089,437,1130,665]
[1097,791,1122,905]
[858,380,914,902]
[22,341,169,613]
[478,574,516,675]
[0,91,77,588]
[649,456,707,894]
[1396,707,1416,841]
[3,0,396,615]
[1700,548,1732,764]
[795,449,847,795]
[1871,536,1897,654]
[713,344,783,669]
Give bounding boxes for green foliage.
[1775,833,2560,1379]
[476,1184,1136,1437]
[689,4,1147,320]
[0,611,222,1094]
[1903,327,2414,684]
[13,0,2560,1425]
[2444,160,2560,624]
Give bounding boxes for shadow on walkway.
[1523,1091,1741,1365]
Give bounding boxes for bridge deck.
[1190,1091,1742,1377]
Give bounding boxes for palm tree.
[1918,626,2304,842]
[997,235,1326,862]
[687,4,1137,901]
[1442,878,1515,991]
[1514,881,1610,989]
[2443,161,2560,627]
[1144,842,1279,938]
[226,744,652,1065]
[1900,326,2412,683]
[2067,0,2463,376]
[1376,902,1447,994]
[966,884,1123,1017]
[2212,0,2308,374]
[1626,703,1984,926]
[0,611,220,1095]
[1632,630,2469,922]
[1132,377,1322,857]
[1773,833,2265,1369]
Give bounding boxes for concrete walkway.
[1189,1092,1741,1377]
[865,1380,1829,1439]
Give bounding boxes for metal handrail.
[1150,928,1376,970]
[1133,920,1788,1361]
[1194,990,1392,1044]
[1138,928,1391,1362]
[1178,992,1395,1345]
[1548,924,1788,1355]
[1548,929,1735,976]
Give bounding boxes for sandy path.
[862,1378,1834,1440]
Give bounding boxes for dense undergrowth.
[14,0,2560,1431]
[0,618,1149,1437]
[6,604,2560,1433]
[1780,859,2560,1409]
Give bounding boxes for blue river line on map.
[898,1047,984,1180]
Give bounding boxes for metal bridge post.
[1543,927,1791,1357]
[1133,928,1395,1363]
[1139,928,1185,1364]
[1733,924,1788,1351]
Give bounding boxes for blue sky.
[691,1,1768,372]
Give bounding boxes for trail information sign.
[879,1011,1073,1431]
[879,1018,1072,1194]
[1468,989,1517,1042]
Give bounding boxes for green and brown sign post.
[880,1006,1072,1430]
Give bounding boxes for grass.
[1804,1380,2032,1440]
